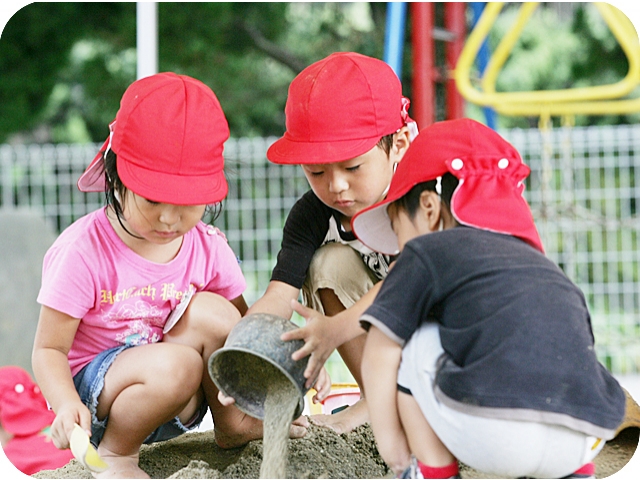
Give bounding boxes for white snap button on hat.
[451,158,464,170]
[14,383,24,393]
[498,158,509,169]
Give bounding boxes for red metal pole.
[445,2,466,120]
[411,2,435,128]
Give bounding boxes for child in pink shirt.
[32,73,304,479]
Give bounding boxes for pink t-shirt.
[37,208,246,376]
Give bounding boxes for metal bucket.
[207,313,309,420]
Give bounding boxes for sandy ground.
[32,424,638,479]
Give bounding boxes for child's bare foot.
[93,447,149,479]
[309,398,369,434]
[290,414,310,438]
[214,414,309,448]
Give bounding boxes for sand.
[32,425,638,479]
[260,378,299,478]
[33,424,389,479]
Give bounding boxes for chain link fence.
[1,124,639,376]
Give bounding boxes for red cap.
[78,72,230,205]
[352,118,544,255]
[267,52,416,165]
[0,366,55,436]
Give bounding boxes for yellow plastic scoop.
[70,423,109,473]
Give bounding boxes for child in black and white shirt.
[237,52,418,434]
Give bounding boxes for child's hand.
[51,402,92,450]
[217,390,236,407]
[283,300,343,387]
[310,367,331,403]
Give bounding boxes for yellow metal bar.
[454,2,640,112]
[606,2,638,40]
[481,2,539,94]
[454,2,504,106]
[493,96,640,116]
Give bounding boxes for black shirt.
[271,190,391,288]
[361,227,625,437]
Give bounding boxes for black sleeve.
[360,243,436,343]
[271,190,334,289]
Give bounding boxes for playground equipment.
[448,1,640,262]
[454,2,640,119]
[383,2,640,126]
[384,3,467,128]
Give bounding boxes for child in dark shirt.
[240,52,417,433]
[352,118,625,479]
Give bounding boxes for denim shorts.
[73,344,209,448]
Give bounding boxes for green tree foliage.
[489,3,639,128]
[0,3,129,141]
[1,3,636,143]
[0,2,385,143]
[569,4,638,126]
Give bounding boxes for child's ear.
[419,190,443,232]
[391,126,411,162]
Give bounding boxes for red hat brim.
[78,134,228,205]
[267,133,383,165]
[116,154,228,205]
[77,137,109,193]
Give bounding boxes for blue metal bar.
[384,2,407,79]
[470,2,497,129]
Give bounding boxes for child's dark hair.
[393,172,459,219]
[376,133,395,155]
[101,150,222,238]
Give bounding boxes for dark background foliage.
[0,2,636,144]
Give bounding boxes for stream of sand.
[259,374,299,478]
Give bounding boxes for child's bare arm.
[284,281,382,385]
[362,325,411,474]
[32,305,90,449]
[246,280,300,320]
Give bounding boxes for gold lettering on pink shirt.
[101,283,192,305]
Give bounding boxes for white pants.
[398,322,604,478]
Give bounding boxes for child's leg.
[397,391,459,479]
[395,322,461,479]
[313,287,369,433]
[164,291,255,447]
[316,287,367,387]
[95,342,204,478]
[301,243,377,433]
[397,322,602,479]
